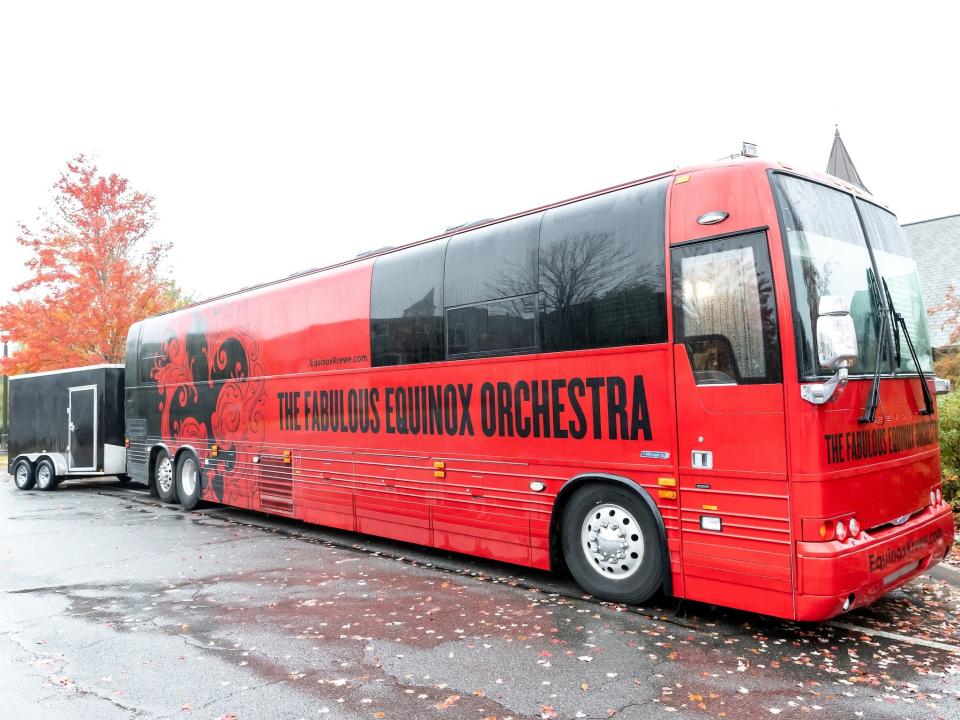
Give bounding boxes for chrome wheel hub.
[157,457,173,494]
[15,465,29,487]
[181,458,197,497]
[581,503,645,580]
[38,465,51,485]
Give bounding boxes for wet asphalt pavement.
[1,475,958,720]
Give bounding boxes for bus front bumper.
[795,503,954,622]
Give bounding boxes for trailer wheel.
[154,449,177,503]
[13,459,35,490]
[175,452,202,511]
[34,459,58,491]
[561,483,663,605]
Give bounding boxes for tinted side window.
[444,214,540,357]
[444,214,539,307]
[370,242,447,367]
[538,178,668,352]
[447,296,537,356]
[138,332,162,386]
[672,232,782,385]
[125,326,140,387]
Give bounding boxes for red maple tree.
[0,155,185,375]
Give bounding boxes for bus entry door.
[670,231,792,616]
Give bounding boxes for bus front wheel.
[561,483,663,605]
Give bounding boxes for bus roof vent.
[445,218,495,233]
[355,246,394,259]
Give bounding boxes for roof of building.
[902,213,960,347]
[826,127,869,193]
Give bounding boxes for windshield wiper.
[883,279,902,367]
[859,268,888,424]
[882,277,933,416]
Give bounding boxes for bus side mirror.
[802,296,857,405]
[816,296,858,370]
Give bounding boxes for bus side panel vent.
[258,454,295,516]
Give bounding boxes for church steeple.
[826,126,869,193]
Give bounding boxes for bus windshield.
[772,174,933,379]
[856,199,933,374]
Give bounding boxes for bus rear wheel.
[154,450,177,503]
[34,459,58,491]
[561,483,663,605]
[13,459,35,490]
[175,452,202,511]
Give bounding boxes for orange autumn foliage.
[0,155,185,375]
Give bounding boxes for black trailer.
[7,364,125,491]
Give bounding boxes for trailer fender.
[10,454,40,474]
[550,472,673,596]
[37,453,69,477]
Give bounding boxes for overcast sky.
[1,1,958,306]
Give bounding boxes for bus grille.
[258,454,294,516]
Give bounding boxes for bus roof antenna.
[716,141,758,162]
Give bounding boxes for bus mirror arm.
[801,367,849,405]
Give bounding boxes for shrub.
[934,348,960,389]
[938,391,960,507]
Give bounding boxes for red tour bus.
[123,158,953,621]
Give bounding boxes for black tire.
[13,458,35,490]
[153,448,177,503]
[34,458,58,491]
[175,451,202,511]
[561,483,664,604]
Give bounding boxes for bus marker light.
[674,174,691,184]
[433,461,445,470]
[252,455,260,464]
[700,516,722,532]
[283,450,292,464]
[702,504,718,511]
[697,210,729,225]
[658,489,677,500]
[434,470,445,478]
[211,444,218,457]
[124,437,130,448]
[529,481,546,492]
[657,477,676,487]
[819,521,832,539]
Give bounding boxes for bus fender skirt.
[551,472,673,597]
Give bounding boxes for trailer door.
[670,231,792,617]
[68,385,98,471]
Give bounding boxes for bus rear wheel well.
[147,445,170,490]
[550,474,672,597]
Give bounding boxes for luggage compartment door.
[68,385,97,471]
